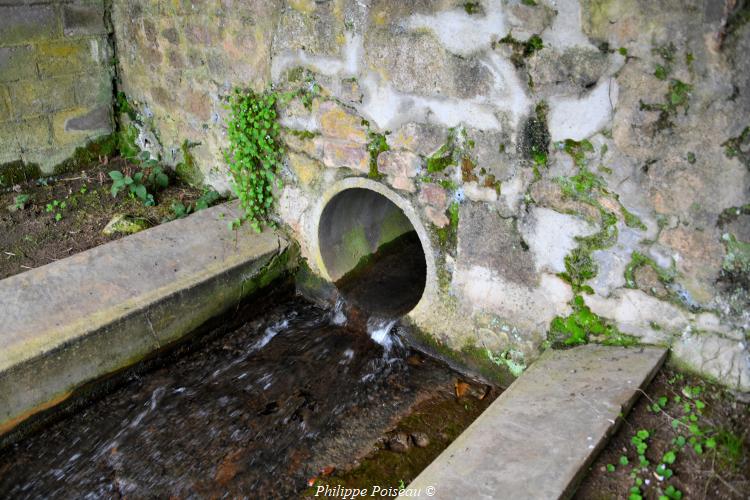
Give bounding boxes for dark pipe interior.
[318,188,427,317]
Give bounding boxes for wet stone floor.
[0,286,497,499]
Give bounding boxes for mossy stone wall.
[0,0,114,184]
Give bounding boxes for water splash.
[366,317,398,352]
[330,297,347,326]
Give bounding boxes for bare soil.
[0,157,208,281]
[575,365,749,499]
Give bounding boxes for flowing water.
[0,235,496,498]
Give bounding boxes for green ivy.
[224,88,286,232]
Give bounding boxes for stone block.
[74,72,113,107]
[288,152,323,186]
[52,105,112,146]
[457,202,536,286]
[364,28,493,98]
[36,39,105,78]
[316,137,369,173]
[63,3,107,37]
[15,116,52,151]
[0,122,19,159]
[0,85,10,122]
[418,183,448,210]
[317,101,368,144]
[0,5,58,45]
[391,122,446,156]
[182,87,211,122]
[11,78,76,118]
[390,175,416,193]
[377,150,420,178]
[0,46,37,83]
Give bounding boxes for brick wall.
[0,0,114,177]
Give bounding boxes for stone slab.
[0,202,292,438]
[405,345,667,500]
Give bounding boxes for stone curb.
[0,201,293,440]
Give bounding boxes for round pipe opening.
[318,188,427,317]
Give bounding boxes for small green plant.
[109,171,153,205]
[13,194,30,210]
[170,201,192,219]
[45,199,66,222]
[168,189,222,220]
[109,153,170,206]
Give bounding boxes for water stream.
[0,234,495,498]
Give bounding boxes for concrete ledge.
[405,345,667,500]
[0,202,293,438]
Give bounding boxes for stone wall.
[0,0,114,181]
[111,0,750,391]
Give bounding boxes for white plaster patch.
[454,265,573,331]
[499,173,526,214]
[520,207,597,274]
[541,0,597,50]
[463,181,498,203]
[589,223,642,297]
[672,333,750,392]
[585,289,688,343]
[359,75,502,131]
[271,32,362,81]
[402,0,506,57]
[548,78,618,141]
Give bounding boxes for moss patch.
[722,126,749,170]
[549,295,638,347]
[0,160,42,189]
[175,140,203,187]
[624,251,675,289]
[52,134,118,176]
[495,33,544,68]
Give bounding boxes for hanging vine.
[224,88,285,232]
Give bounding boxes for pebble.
[411,432,430,448]
[388,432,410,453]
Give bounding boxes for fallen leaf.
[320,466,335,476]
[455,380,470,398]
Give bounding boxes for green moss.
[623,251,675,289]
[721,233,750,283]
[341,224,371,271]
[621,205,647,230]
[722,126,749,170]
[639,79,693,131]
[175,140,203,187]
[548,295,638,348]
[558,209,618,293]
[426,130,457,173]
[377,208,412,248]
[408,327,514,386]
[52,134,118,176]
[496,33,544,68]
[717,203,750,226]
[463,1,482,14]
[435,201,460,249]
[0,160,42,188]
[118,123,141,160]
[366,131,389,180]
[114,91,136,121]
[523,102,550,178]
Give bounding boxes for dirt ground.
[575,365,749,499]
[0,156,215,281]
